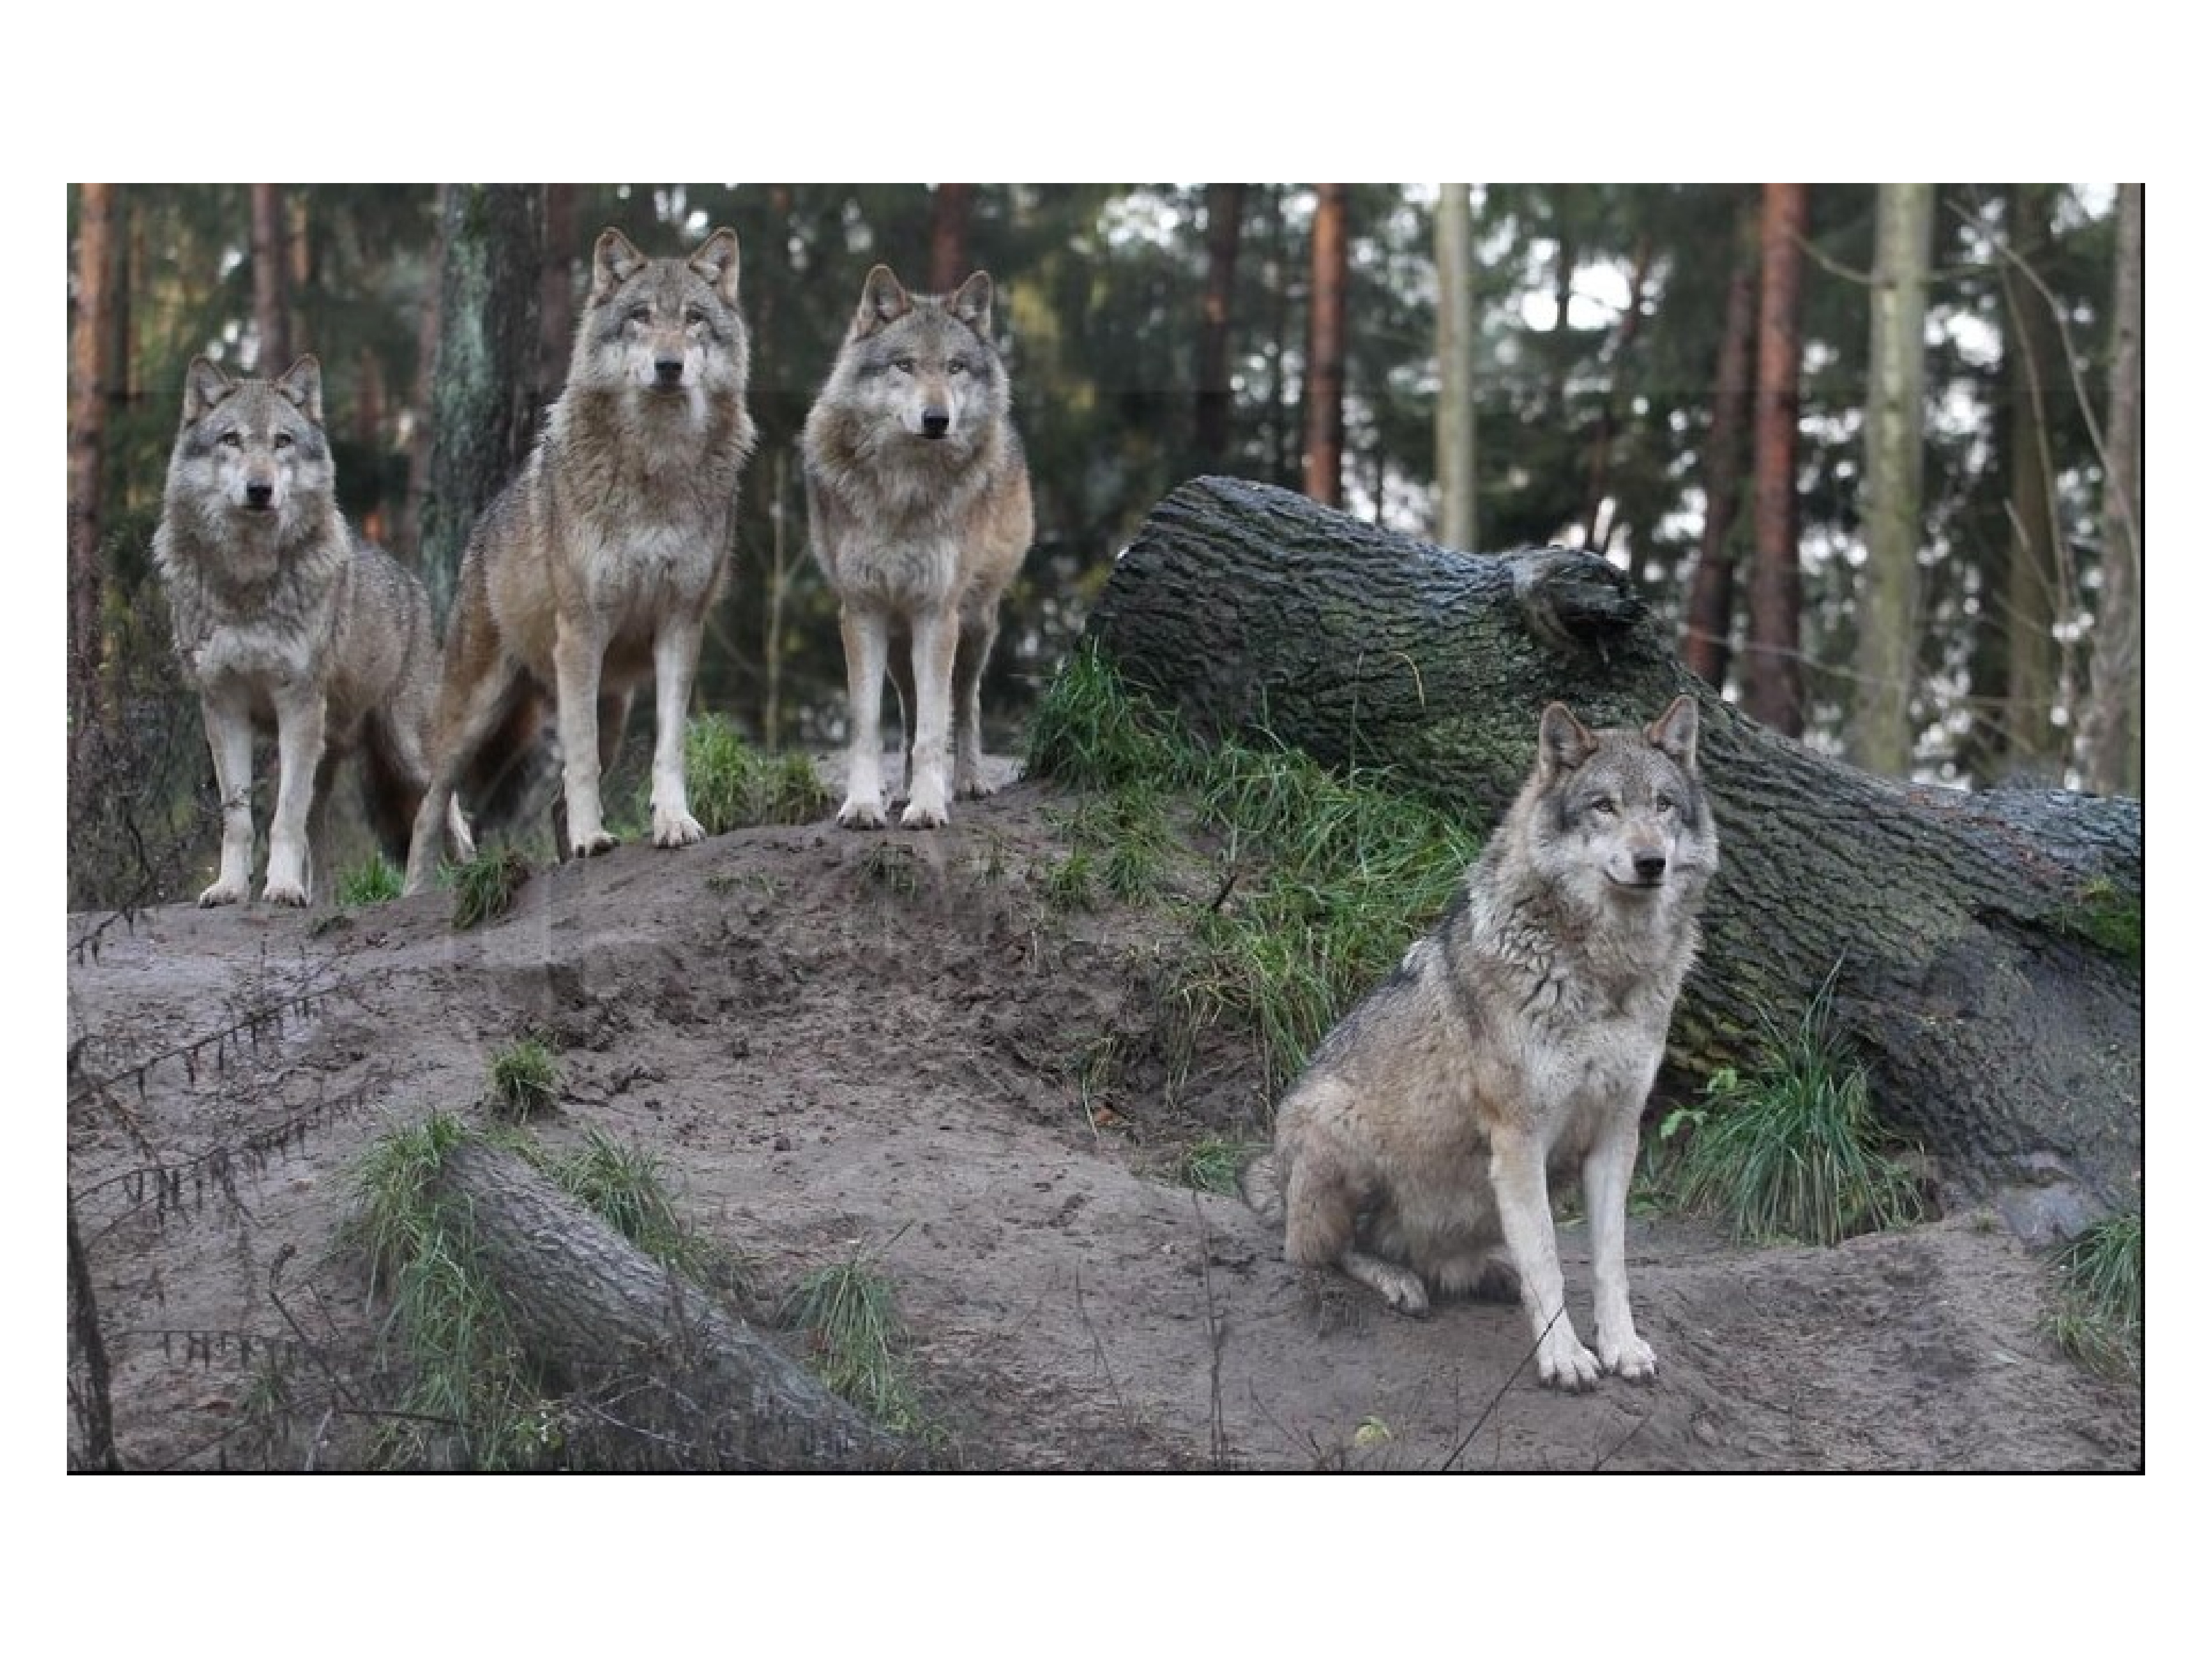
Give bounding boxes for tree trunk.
[1684,199,1758,690]
[2000,184,2067,774]
[2083,182,2142,799]
[1745,182,1808,737]
[420,184,545,621]
[67,182,115,825]
[1580,233,1653,555]
[430,1141,909,1470]
[1194,182,1246,476]
[1084,477,2142,1244]
[539,182,579,410]
[1852,182,1936,777]
[1433,183,1478,550]
[251,182,293,371]
[1301,183,1349,508]
[928,183,976,293]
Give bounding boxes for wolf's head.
[572,226,749,413]
[1524,696,1719,911]
[831,264,1013,453]
[168,355,334,530]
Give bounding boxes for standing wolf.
[153,355,465,907]
[801,264,1034,830]
[403,227,755,895]
[1243,697,1719,1391]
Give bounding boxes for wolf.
[1242,697,1719,1391]
[152,354,467,907]
[801,264,1034,830]
[403,226,756,895]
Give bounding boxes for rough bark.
[1853,182,1936,777]
[1086,477,2142,1243]
[1746,182,1807,736]
[250,182,293,371]
[2000,184,2067,772]
[1433,183,1477,550]
[2083,182,2143,799]
[430,1141,909,1470]
[928,182,977,293]
[1684,200,1758,690]
[67,182,115,830]
[1302,184,1349,507]
[1195,182,1246,476]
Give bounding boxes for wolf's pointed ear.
[951,270,995,334]
[1537,702,1599,778]
[182,357,234,421]
[855,265,912,337]
[592,228,646,301]
[275,355,324,424]
[1646,695,1700,769]
[692,228,741,305]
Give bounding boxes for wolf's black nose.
[1634,852,1667,882]
[244,482,274,509]
[654,357,685,388]
[921,409,950,438]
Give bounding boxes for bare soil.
[65,768,2143,1472]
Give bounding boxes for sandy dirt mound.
[65,773,2141,1472]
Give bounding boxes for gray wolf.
[403,226,756,894]
[152,354,467,907]
[1243,697,1718,1390]
[801,264,1034,829]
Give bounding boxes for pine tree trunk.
[1683,200,1758,690]
[67,183,116,841]
[1195,182,1246,476]
[1852,182,1936,776]
[1745,183,1807,737]
[2083,183,2142,799]
[1433,183,1477,550]
[420,185,546,621]
[928,183,976,293]
[2001,184,2067,773]
[1085,477,2142,1243]
[1301,184,1349,507]
[430,1141,909,1470]
[251,182,293,371]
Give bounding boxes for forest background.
[62,181,2142,911]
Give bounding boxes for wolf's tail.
[462,696,560,842]
[1239,1151,1285,1224]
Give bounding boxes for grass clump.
[1176,1136,1252,1196]
[2046,1209,2142,1379]
[336,852,404,908]
[1659,968,1927,1246]
[782,1239,930,1438]
[677,713,832,834]
[1025,639,1187,793]
[451,843,530,930]
[486,1036,561,1122]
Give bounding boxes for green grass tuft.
[486,1036,561,1123]
[1176,1136,1253,1196]
[1659,968,1927,1246]
[1026,639,1190,793]
[675,713,833,834]
[450,844,530,931]
[336,853,404,908]
[783,1241,931,1438]
[2046,1209,2142,1378]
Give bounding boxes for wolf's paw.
[196,880,246,908]
[899,798,949,830]
[1372,1267,1432,1319]
[837,796,888,830]
[262,878,309,909]
[1600,1333,1657,1382]
[653,808,705,849]
[954,773,999,802]
[570,831,619,860]
[1536,1330,1604,1392]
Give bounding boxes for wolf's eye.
[273,432,294,450]
[947,358,971,377]
[625,305,651,326]
[1588,799,1618,817]
[685,306,709,328]
[1655,793,1677,814]
[891,357,916,374]
[218,431,242,448]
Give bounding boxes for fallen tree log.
[431,1140,908,1469]
[1086,477,2142,1243]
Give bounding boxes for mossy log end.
[431,1141,908,1470]
[1087,477,2142,1243]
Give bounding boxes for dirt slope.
[65,773,2142,1472]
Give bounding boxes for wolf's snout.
[653,357,686,389]
[1632,851,1668,883]
[920,408,951,439]
[243,481,275,510]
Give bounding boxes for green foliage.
[1659,971,1927,1246]
[2051,876,2144,963]
[675,713,833,834]
[336,853,404,908]
[486,1037,561,1123]
[1176,1136,1252,1197]
[1025,640,1190,794]
[2046,1210,2142,1379]
[450,844,530,931]
[782,1240,931,1438]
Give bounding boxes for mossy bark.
[1086,477,2143,1242]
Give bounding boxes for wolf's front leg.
[1490,1130,1601,1391]
[648,618,706,848]
[836,606,890,828]
[1583,1112,1656,1381]
[262,684,327,906]
[900,608,958,828]
[552,619,617,858]
[197,693,257,907]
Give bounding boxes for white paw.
[1601,1332,1657,1382]
[197,880,246,908]
[653,807,705,848]
[570,830,618,860]
[1373,1266,1432,1318]
[1537,1329,1603,1392]
[837,795,888,830]
[262,878,309,909]
[899,796,948,830]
